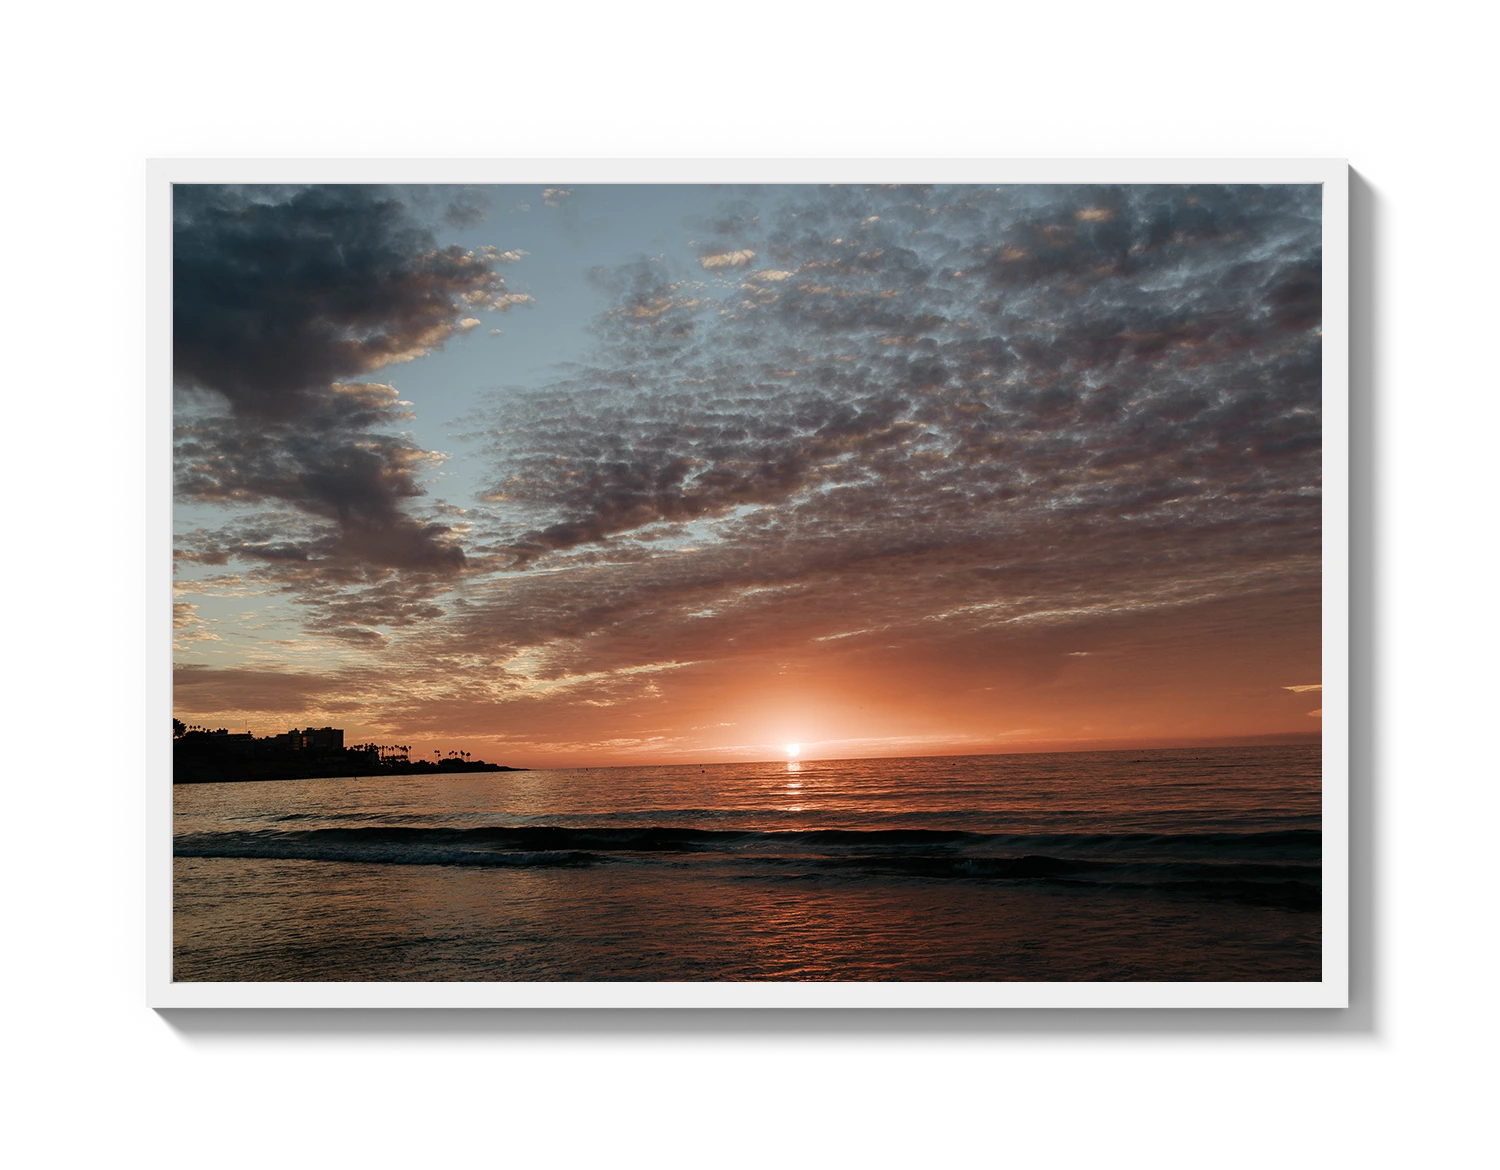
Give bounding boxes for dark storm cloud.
[174,186,514,415]
[175,405,464,572]
[452,183,1321,685]
[173,185,525,585]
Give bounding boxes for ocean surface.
[173,744,1321,981]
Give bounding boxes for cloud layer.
[494,188,1317,531]
[175,184,1323,758]
[469,185,1321,673]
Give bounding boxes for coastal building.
[299,726,344,753]
[269,726,344,753]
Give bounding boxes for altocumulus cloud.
[450,184,1322,687]
[699,248,757,269]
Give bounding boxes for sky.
[172,183,1323,767]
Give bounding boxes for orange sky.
[174,581,1321,768]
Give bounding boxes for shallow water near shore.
[172,744,1320,981]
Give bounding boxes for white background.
[3,2,1495,1165]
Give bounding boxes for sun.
[786,743,801,758]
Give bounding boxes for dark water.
[173,745,1321,981]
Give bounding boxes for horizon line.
[505,733,1322,772]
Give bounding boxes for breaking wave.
[175,825,1320,910]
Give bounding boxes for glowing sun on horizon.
[786,743,801,758]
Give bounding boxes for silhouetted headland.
[172,721,523,785]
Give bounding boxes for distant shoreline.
[173,761,527,785]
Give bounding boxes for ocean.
[172,744,1321,981]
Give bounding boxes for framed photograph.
[151,160,1348,1007]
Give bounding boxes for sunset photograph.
[170,179,1326,983]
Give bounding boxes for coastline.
[173,760,526,785]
